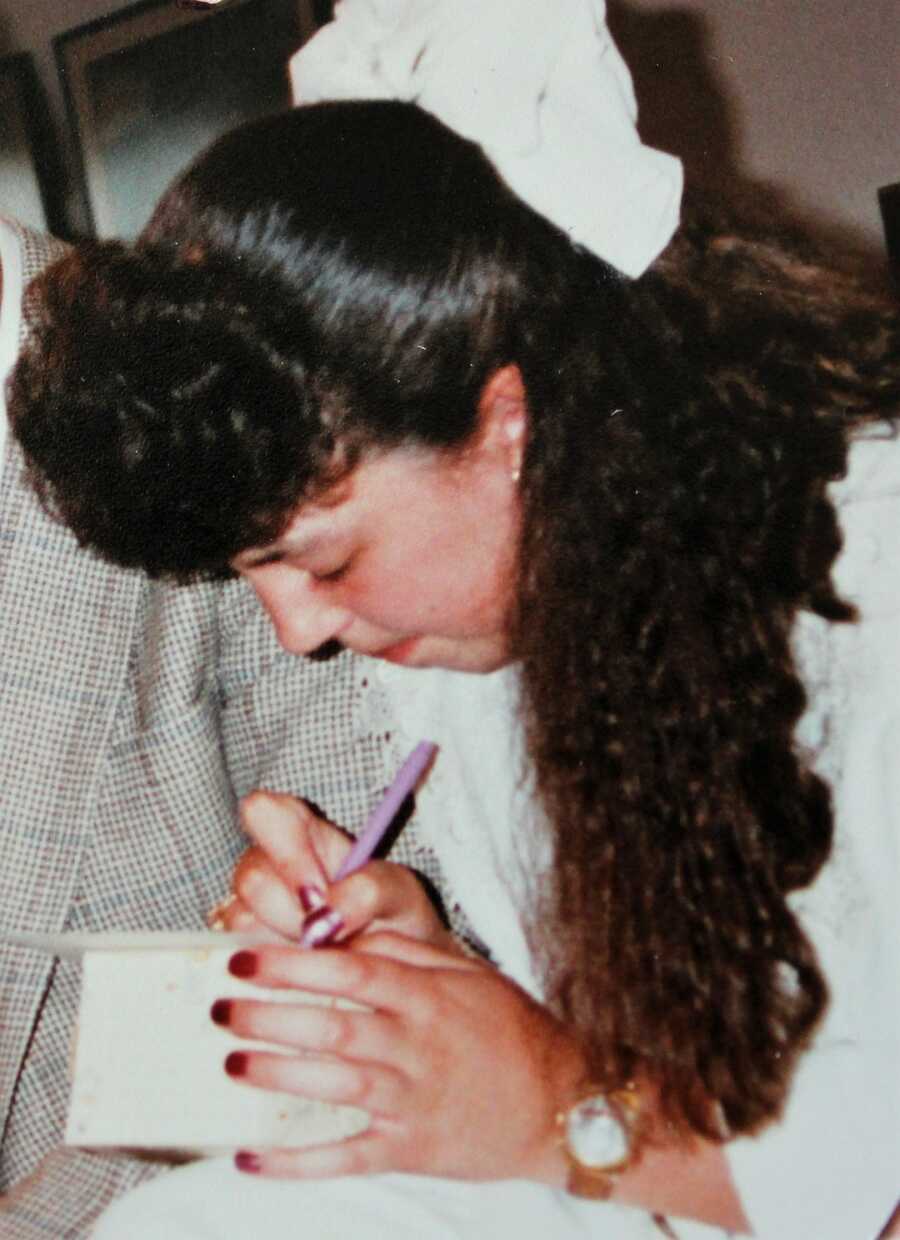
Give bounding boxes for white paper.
[66,942,369,1154]
[3,929,269,959]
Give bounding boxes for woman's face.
[232,434,523,674]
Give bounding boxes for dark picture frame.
[0,53,64,234]
[878,182,900,285]
[55,0,317,239]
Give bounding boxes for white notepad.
[7,932,369,1155]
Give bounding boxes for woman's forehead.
[233,502,346,570]
[232,443,469,570]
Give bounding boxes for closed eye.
[310,560,352,584]
[247,550,285,568]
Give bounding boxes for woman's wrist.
[610,1128,751,1234]
[548,1072,752,1233]
[527,1035,596,1188]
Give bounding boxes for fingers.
[215,941,555,1185]
[353,930,481,972]
[217,895,250,932]
[211,996,401,1067]
[208,891,282,941]
[328,864,453,947]
[224,935,479,1011]
[240,791,351,890]
[233,1131,403,1180]
[234,792,354,942]
[232,848,305,940]
[234,792,454,950]
[221,1045,404,1118]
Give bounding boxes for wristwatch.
[558,1082,644,1199]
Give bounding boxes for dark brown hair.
[10,101,900,1138]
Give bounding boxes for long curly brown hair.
[512,205,900,1136]
[10,102,900,1139]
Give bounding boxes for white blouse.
[0,216,26,466]
[366,425,900,1239]
[92,431,900,1239]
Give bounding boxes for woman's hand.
[214,791,455,951]
[213,932,585,1184]
[212,932,752,1230]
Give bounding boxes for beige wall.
[610,0,899,258]
[2,1,897,256]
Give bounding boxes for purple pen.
[334,741,437,880]
[299,740,437,948]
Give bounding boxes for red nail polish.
[298,883,326,914]
[228,951,258,978]
[235,1150,262,1174]
[300,905,345,949]
[210,999,232,1026]
[225,1051,248,1078]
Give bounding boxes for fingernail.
[298,883,326,914]
[235,1150,262,1174]
[210,999,232,1026]
[228,951,258,978]
[224,1051,249,1078]
[300,906,345,949]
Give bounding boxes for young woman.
[8,9,900,1237]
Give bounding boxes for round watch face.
[566,1095,630,1170]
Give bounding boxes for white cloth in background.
[288,0,682,277]
[92,1161,664,1240]
[374,659,545,997]
[91,430,900,1238]
[724,428,900,1239]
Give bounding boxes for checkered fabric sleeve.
[0,221,480,1238]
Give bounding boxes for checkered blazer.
[0,221,468,1238]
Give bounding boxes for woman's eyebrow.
[233,533,322,570]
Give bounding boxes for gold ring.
[206,892,238,930]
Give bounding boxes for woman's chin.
[376,635,512,674]
[376,637,424,666]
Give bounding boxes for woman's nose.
[242,565,350,655]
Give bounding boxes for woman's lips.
[375,637,421,664]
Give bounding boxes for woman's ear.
[477,364,527,480]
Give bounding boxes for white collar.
[0,216,26,469]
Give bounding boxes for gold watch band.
[558,1082,644,1200]
[565,1159,620,1200]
